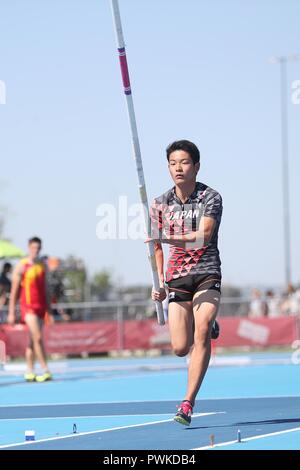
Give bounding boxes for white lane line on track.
[193,426,300,449]
[0,412,225,448]
[0,396,299,408]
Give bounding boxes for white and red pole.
[110,0,165,325]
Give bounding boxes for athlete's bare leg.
[184,289,221,404]
[25,313,48,371]
[25,342,35,373]
[169,291,220,404]
[168,301,194,357]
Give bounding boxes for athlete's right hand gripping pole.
[110,0,165,325]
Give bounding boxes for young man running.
[148,140,223,426]
[8,237,52,382]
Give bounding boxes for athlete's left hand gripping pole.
[110,0,165,325]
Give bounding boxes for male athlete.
[147,140,223,426]
[7,237,52,382]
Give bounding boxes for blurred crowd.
[249,285,300,318]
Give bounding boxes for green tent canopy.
[0,240,25,259]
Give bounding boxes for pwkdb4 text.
[147,455,196,465]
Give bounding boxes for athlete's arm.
[151,241,166,302]
[163,192,222,248]
[154,242,164,283]
[7,263,22,325]
[146,216,216,249]
[162,216,216,247]
[148,201,167,301]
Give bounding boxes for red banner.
[215,317,298,347]
[124,320,171,350]
[0,325,28,358]
[0,323,118,357]
[0,316,298,358]
[44,322,118,354]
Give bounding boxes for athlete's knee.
[172,345,190,357]
[32,333,43,344]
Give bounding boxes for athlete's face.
[168,150,199,186]
[28,242,42,259]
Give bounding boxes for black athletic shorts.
[166,274,221,303]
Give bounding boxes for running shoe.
[35,371,52,383]
[174,400,193,426]
[211,320,220,340]
[24,372,36,382]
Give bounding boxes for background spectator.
[265,290,282,318]
[281,284,300,316]
[248,288,267,318]
[0,262,12,322]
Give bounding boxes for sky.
[0,0,300,288]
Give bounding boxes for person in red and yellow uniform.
[8,237,52,382]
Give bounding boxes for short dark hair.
[28,236,42,245]
[166,140,200,164]
[2,262,12,272]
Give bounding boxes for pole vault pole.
[110,0,165,325]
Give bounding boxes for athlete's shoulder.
[13,258,27,278]
[35,257,47,270]
[199,182,222,203]
[200,183,223,220]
